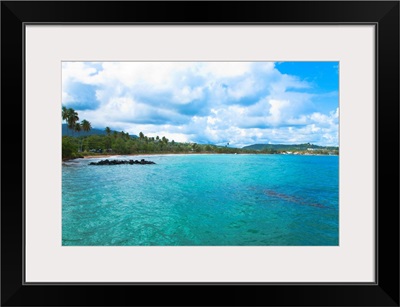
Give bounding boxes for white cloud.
[62,62,338,146]
[172,86,204,104]
[197,62,252,78]
[62,91,73,103]
[62,62,98,84]
[268,99,290,124]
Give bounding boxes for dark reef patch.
[89,159,156,165]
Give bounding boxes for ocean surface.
[62,154,339,246]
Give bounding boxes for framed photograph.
[2,1,399,306]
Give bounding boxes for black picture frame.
[1,1,399,306]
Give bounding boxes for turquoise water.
[62,154,339,246]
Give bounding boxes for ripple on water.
[62,154,339,246]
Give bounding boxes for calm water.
[62,154,339,246]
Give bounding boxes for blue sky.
[62,62,339,147]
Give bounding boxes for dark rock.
[89,159,156,166]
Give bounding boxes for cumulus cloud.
[62,62,339,146]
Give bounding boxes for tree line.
[62,106,92,135]
[62,107,338,160]
[61,107,250,160]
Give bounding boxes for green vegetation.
[62,107,92,160]
[243,143,338,151]
[62,107,339,161]
[243,143,339,155]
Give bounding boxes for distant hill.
[62,124,138,138]
[242,143,338,151]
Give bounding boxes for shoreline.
[79,152,232,160]
[63,152,218,162]
[63,151,338,162]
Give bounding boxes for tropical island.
[62,107,339,161]
[62,61,340,247]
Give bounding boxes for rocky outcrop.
[89,159,156,165]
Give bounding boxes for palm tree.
[80,120,92,151]
[67,108,79,135]
[74,122,81,133]
[62,106,72,135]
[103,127,112,150]
[105,127,111,136]
[62,106,69,124]
[81,119,92,133]
[62,106,79,136]
[74,123,82,150]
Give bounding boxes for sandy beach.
[81,152,228,159]
[68,151,337,161]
